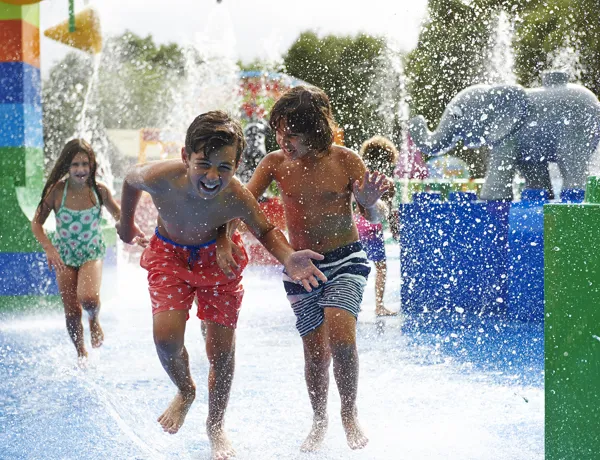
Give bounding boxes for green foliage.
[284,32,404,150]
[404,0,494,128]
[42,31,185,164]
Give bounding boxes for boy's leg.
[300,324,331,451]
[77,260,104,347]
[324,307,368,450]
[203,320,237,458]
[374,259,395,316]
[56,266,87,359]
[153,310,196,434]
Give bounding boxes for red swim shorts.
[140,229,249,329]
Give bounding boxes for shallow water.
[0,254,543,459]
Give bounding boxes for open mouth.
[198,180,220,194]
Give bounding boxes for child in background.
[356,136,399,317]
[31,139,122,363]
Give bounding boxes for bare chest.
[275,163,350,204]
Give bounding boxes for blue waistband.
[154,228,216,268]
[154,228,216,249]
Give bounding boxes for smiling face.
[68,152,91,185]
[275,120,313,160]
[183,143,238,199]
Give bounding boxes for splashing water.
[484,10,516,85]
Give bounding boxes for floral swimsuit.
[52,181,106,268]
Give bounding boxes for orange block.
[0,19,40,67]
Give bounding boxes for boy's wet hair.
[359,136,399,177]
[269,85,335,152]
[185,111,246,164]
[38,138,102,212]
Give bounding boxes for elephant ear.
[463,85,529,147]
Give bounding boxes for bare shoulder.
[222,176,260,216]
[261,150,286,168]
[132,159,186,192]
[331,145,362,164]
[95,181,113,199]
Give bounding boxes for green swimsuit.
[52,181,106,268]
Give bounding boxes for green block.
[0,294,61,312]
[0,176,41,252]
[0,146,43,187]
[545,203,600,459]
[0,2,39,26]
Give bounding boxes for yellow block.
[44,7,102,54]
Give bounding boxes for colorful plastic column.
[545,176,600,459]
[0,0,59,308]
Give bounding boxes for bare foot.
[90,318,104,348]
[207,423,236,459]
[375,307,397,317]
[300,415,328,452]
[77,353,88,369]
[342,410,368,450]
[157,389,195,434]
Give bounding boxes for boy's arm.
[235,186,327,291]
[245,153,277,199]
[117,162,166,244]
[347,153,390,223]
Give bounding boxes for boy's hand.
[285,250,328,292]
[116,220,146,245]
[216,236,245,280]
[45,247,66,272]
[353,171,391,209]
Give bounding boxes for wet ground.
[0,253,543,459]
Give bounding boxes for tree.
[284,32,405,150]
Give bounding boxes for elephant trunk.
[408,115,458,157]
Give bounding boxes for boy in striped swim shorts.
[243,85,391,452]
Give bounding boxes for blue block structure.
[400,191,510,328]
[506,189,548,321]
[0,103,43,148]
[400,188,586,327]
[0,62,41,104]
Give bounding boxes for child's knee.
[80,297,100,312]
[306,350,331,371]
[207,347,234,368]
[154,337,184,358]
[330,341,357,362]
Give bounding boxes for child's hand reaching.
[45,247,66,272]
[216,235,245,280]
[353,171,390,209]
[285,250,328,292]
[116,220,146,245]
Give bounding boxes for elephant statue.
[237,120,269,184]
[408,71,600,200]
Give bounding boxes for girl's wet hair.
[359,136,399,177]
[269,85,335,153]
[185,111,246,164]
[38,138,102,212]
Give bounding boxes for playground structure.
[0,0,108,308]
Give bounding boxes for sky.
[39,0,429,75]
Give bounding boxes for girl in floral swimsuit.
[31,139,123,363]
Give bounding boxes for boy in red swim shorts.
[117,111,326,460]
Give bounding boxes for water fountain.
[0,1,551,458]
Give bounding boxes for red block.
[0,19,40,68]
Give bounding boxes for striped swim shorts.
[282,241,371,337]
